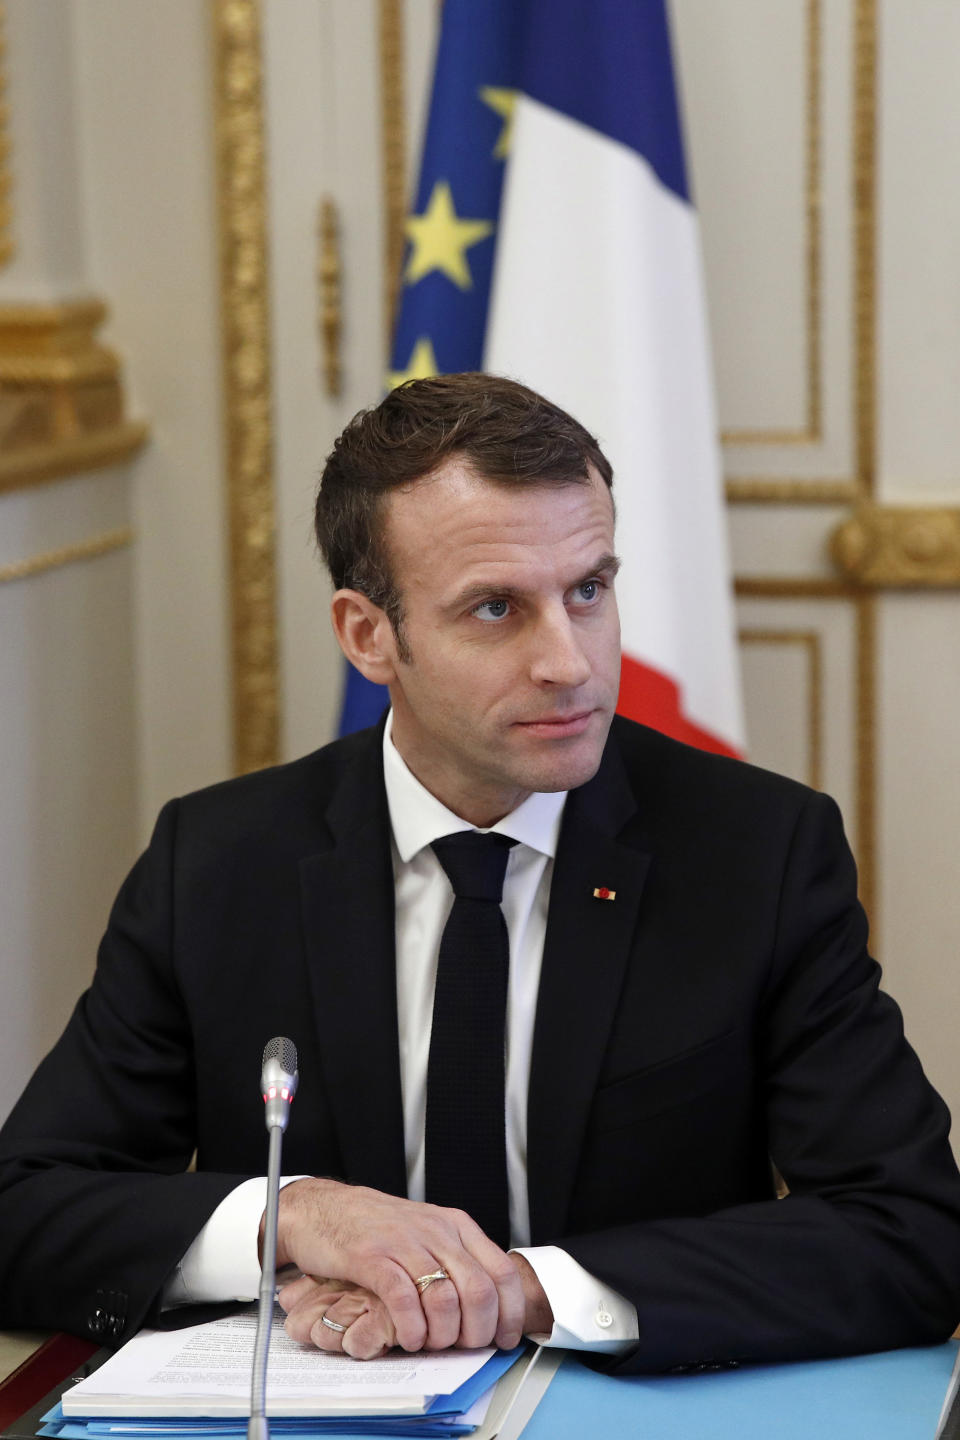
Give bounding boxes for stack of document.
[37,1310,528,1440]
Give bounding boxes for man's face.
[380,457,621,826]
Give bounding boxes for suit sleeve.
[0,800,251,1343]
[560,790,960,1373]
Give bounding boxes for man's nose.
[528,609,592,688]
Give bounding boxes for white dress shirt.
[165,714,637,1352]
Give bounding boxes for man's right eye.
[472,599,511,622]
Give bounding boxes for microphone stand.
[248,1124,283,1440]
[249,1038,298,1440]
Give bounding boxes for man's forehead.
[385,453,612,518]
[382,462,616,604]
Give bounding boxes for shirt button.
[595,1303,614,1329]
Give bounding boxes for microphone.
[249,1036,298,1440]
[260,1035,299,1132]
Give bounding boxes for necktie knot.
[431,831,516,903]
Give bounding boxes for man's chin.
[508,716,612,793]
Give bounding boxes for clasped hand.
[271,1178,549,1358]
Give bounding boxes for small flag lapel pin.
[593,886,616,901]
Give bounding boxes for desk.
[0,1338,47,1386]
[0,1335,96,1434]
[0,1333,955,1439]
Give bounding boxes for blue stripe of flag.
[516,0,689,201]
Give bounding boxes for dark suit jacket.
[2,717,959,1371]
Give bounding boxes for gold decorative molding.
[726,476,857,505]
[735,577,876,931]
[855,592,876,928]
[722,0,822,448]
[0,525,133,585]
[852,0,876,497]
[727,0,876,504]
[738,628,822,791]
[379,0,407,354]
[736,576,857,599]
[831,505,960,587]
[0,1,12,267]
[317,197,342,397]
[212,0,279,776]
[0,300,148,492]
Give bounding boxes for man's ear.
[330,589,399,686]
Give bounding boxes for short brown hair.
[315,373,613,639]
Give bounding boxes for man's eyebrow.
[448,553,622,610]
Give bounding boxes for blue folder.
[523,1342,958,1440]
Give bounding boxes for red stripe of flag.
[617,652,742,759]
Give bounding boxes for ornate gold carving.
[0,425,147,493]
[0,300,148,492]
[0,526,132,585]
[722,0,822,448]
[317,197,342,397]
[212,0,279,775]
[379,0,407,353]
[831,505,960,587]
[0,1,13,267]
[738,628,822,791]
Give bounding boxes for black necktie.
[425,831,516,1249]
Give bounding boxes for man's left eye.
[473,598,511,622]
[576,580,600,602]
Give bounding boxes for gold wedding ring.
[414,1267,450,1294]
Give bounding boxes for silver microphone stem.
[248,1122,283,1440]
[249,1036,298,1440]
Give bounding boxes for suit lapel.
[299,726,408,1197]
[527,736,652,1242]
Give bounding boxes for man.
[1,375,959,1374]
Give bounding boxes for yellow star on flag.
[386,336,439,392]
[404,181,493,290]
[479,86,518,159]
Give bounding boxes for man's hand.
[268,1178,525,1352]
[278,1254,554,1359]
[279,1275,396,1360]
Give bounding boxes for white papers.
[63,1310,498,1418]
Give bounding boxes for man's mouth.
[513,710,595,738]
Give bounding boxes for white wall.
[73,0,232,830]
[0,2,138,1115]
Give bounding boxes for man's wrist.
[260,1174,317,1269]
[510,1251,554,1336]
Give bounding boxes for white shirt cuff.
[512,1245,639,1354]
[162,1176,308,1309]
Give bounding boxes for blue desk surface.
[523,1342,957,1439]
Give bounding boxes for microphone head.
[260,1035,299,1131]
[262,1035,298,1075]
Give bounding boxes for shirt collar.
[383,709,566,863]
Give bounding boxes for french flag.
[339,0,744,759]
